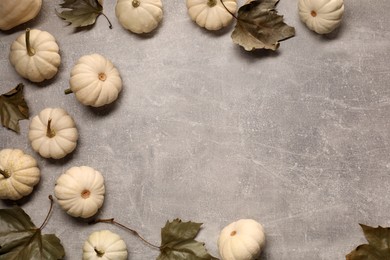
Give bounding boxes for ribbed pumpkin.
[54,166,105,218]
[83,230,128,260]
[218,219,266,260]
[9,28,61,82]
[0,0,42,30]
[0,149,40,200]
[28,108,78,159]
[186,0,237,30]
[298,0,344,34]
[115,0,163,34]
[68,54,122,107]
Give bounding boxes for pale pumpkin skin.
[9,29,61,82]
[54,166,105,218]
[28,108,78,159]
[115,0,163,34]
[69,54,122,107]
[187,0,237,31]
[218,219,265,260]
[83,230,128,260]
[298,0,344,34]
[0,0,42,30]
[0,149,40,200]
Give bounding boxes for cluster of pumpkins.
[0,0,345,34]
[0,0,345,259]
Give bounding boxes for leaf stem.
[64,88,73,95]
[219,0,238,20]
[89,218,160,249]
[0,169,10,178]
[39,195,54,230]
[25,28,35,56]
[99,12,113,29]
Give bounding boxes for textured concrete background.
[1,0,390,259]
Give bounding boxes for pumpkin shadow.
[86,88,123,117]
[0,185,41,207]
[45,147,78,166]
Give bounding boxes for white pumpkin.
[298,0,344,34]
[218,219,265,260]
[0,0,42,30]
[0,149,40,200]
[115,0,163,34]
[83,230,128,260]
[68,54,122,107]
[28,108,78,159]
[187,0,237,31]
[9,28,61,82]
[54,166,105,218]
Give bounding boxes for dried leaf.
[346,224,390,259]
[231,0,295,51]
[157,219,217,260]
[0,83,29,133]
[56,0,111,28]
[0,207,65,259]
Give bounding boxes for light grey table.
[1,0,389,259]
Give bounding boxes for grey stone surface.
[1,0,390,259]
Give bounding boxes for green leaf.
[56,0,111,28]
[0,83,29,133]
[157,219,217,260]
[346,224,390,260]
[231,0,295,51]
[0,207,65,260]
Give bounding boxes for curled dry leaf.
[0,83,29,133]
[231,0,295,51]
[346,224,390,259]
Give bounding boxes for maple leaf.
[56,0,112,29]
[230,0,295,51]
[0,199,65,259]
[346,224,390,259]
[0,83,29,133]
[157,219,218,260]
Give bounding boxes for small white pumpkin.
[0,149,40,200]
[0,0,42,30]
[68,54,122,107]
[54,166,105,218]
[218,219,265,260]
[83,230,128,260]
[115,0,163,34]
[186,0,237,31]
[9,28,61,82]
[298,0,344,34]
[28,108,78,159]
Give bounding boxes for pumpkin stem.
[89,218,161,249]
[98,73,107,81]
[81,189,91,199]
[219,0,238,20]
[25,28,36,56]
[39,195,54,230]
[207,0,217,7]
[64,88,73,95]
[99,12,113,29]
[46,119,55,138]
[310,10,317,17]
[94,248,105,257]
[132,0,140,7]
[0,169,10,178]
